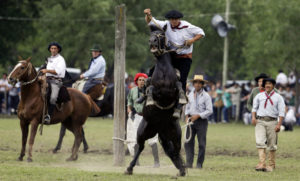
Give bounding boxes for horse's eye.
[20,67,25,70]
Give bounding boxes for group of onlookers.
[0,73,20,115]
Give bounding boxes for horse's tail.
[87,95,101,116]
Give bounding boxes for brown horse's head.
[8,56,34,86]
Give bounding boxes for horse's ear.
[26,57,32,63]
[163,24,167,32]
[18,56,23,61]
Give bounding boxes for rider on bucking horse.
[41,42,66,123]
[138,9,205,118]
[80,44,106,95]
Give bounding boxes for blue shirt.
[83,55,106,79]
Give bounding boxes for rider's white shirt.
[148,17,205,55]
[46,54,66,78]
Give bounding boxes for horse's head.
[149,25,168,56]
[8,56,34,86]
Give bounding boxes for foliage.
[1,0,300,80]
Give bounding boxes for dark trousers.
[171,57,192,93]
[184,118,208,167]
[0,92,4,113]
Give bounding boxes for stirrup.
[173,108,181,118]
[44,114,51,124]
[146,96,154,106]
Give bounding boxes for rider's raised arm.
[144,8,167,29]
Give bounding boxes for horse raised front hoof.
[124,168,133,175]
[27,157,33,162]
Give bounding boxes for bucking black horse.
[125,25,186,176]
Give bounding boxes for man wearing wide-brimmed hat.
[247,73,269,112]
[252,78,285,172]
[144,9,205,93]
[41,42,66,122]
[184,75,213,169]
[80,44,106,94]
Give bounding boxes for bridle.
[9,61,40,86]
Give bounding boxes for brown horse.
[7,57,100,162]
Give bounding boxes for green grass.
[0,117,300,181]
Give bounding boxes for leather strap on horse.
[153,101,176,110]
[38,74,47,135]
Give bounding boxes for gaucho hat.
[48,42,62,53]
[90,44,102,52]
[254,73,269,82]
[165,10,183,19]
[262,78,276,88]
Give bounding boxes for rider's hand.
[41,69,47,74]
[185,39,194,46]
[190,115,200,122]
[144,9,151,16]
[80,74,84,79]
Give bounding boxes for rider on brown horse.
[40,42,66,123]
[80,44,106,99]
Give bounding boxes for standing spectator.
[7,82,20,115]
[288,71,296,88]
[222,85,232,123]
[0,73,9,114]
[208,83,217,123]
[276,69,288,87]
[282,106,296,131]
[184,75,213,168]
[227,83,241,121]
[126,73,160,167]
[252,78,285,172]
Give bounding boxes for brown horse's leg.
[66,126,82,161]
[19,120,29,161]
[27,120,39,162]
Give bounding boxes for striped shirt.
[185,89,213,119]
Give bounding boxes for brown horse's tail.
[87,95,100,116]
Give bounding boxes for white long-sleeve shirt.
[185,89,213,119]
[148,17,205,55]
[83,55,106,79]
[46,54,66,78]
[252,90,286,118]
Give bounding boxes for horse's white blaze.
[8,62,22,80]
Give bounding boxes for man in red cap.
[126,73,160,167]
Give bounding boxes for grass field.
[0,117,300,181]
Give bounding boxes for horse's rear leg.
[27,121,39,162]
[125,139,145,175]
[82,128,89,153]
[66,126,82,161]
[159,123,186,176]
[53,124,66,153]
[18,121,29,161]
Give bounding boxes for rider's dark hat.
[48,42,62,53]
[90,44,102,52]
[165,10,183,19]
[254,73,269,82]
[262,78,276,88]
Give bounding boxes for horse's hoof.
[66,155,78,161]
[83,148,88,154]
[52,149,58,154]
[17,157,23,161]
[27,158,33,162]
[177,169,186,177]
[124,168,133,175]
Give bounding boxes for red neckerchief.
[264,90,275,108]
[171,22,188,30]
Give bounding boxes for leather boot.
[151,143,160,168]
[266,151,276,172]
[173,104,182,119]
[44,104,55,124]
[255,148,266,171]
[145,86,154,106]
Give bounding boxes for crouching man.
[252,78,285,172]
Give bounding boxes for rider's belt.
[92,78,104,81]
[47,76,62,81]
[176,53,192,59]
[257,116,277,121]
